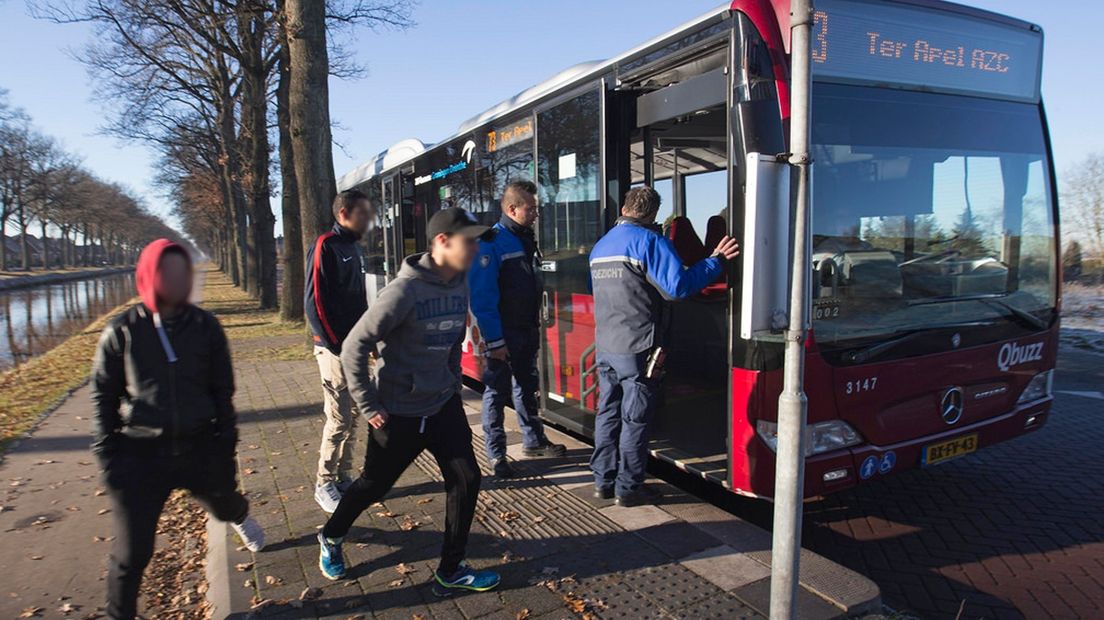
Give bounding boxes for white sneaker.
[315,482,342,514]
[231,515,266,552]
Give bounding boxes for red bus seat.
[668,216,708,265]
[703,215,726,251]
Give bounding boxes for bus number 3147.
[845,377,878,395]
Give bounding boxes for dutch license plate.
[922,433,978,466]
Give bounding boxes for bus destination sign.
[811,0,1042,101]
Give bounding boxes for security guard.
[588,186,739,506]
[469,180,566,478]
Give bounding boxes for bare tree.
[1064,152,1104,259]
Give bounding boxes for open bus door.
[535,87,605,436]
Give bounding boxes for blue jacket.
[590,217,724,355]
[305,223,368,353]
[469,217,542,350]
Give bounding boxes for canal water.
[0,272,136,370]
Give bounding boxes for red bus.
[339,0,1058,498]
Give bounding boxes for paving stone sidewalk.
[216,351,879,620]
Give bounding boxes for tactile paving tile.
[620,563,723,611]
[413,445,623,542]
[670,594,762,620]
[577,575,673,619]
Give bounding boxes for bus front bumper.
[801,397,1052,498]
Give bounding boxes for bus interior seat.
[703,215,726,250]
[669,216,708,265]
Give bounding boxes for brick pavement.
[800,348,1104,619]
[220,341,876,619]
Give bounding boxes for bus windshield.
[809,84,1056,352]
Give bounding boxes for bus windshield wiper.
[907,293,1048,330]
[844,320,996,364]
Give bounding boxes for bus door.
[381,174,401,278]
[629,57,733,483]
[535,87,604,435]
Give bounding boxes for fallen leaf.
[94,488,106,497]
[399,515,420,531]
[58,602,79,614]
[516,610,531,620]
[97,509,110,515]
[370,502,384,508]
[28,555,43,560]
[416,498,433,505]
[35,459,57,465]
[235,562,254,572]
[375,510,396,518]
[299,586,322,601]
[388,579,404,588]
[498,510,520,523]
[19,606,43,617]
[243,580,254,588]
[532,516,545,524]
[395,563,417,575]
[412,614,426,620]
[264,575,283,586]
[563,594,587,613]
[250,598,272,610]
[243,468,256,475]
[66,506,80,512]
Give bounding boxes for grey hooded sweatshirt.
[341,252,467,419]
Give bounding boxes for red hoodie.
[135,238,192,314]
[135,239,192,363]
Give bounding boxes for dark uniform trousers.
[589,351,658,496]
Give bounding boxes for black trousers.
[322,394,480,575]
[103,443,248,620]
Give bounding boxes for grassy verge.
[0,296,137,452]
[198,265,311,360]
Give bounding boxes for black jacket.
[305,223,368,352]
[90,303,236,459]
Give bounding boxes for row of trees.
[0,90,183,271]
[37,0,412,321]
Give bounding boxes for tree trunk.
[39,220,48,269]
[0,216,7,271]
[286,0,337,259]
[238,2,277,309]
[277,2,304,322]
[217,87,248,290]
[18,204,30,271]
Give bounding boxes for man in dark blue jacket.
[469,181,565,478]
[305,190,372,512]
[589,186,739,506]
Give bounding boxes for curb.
[0,266,133,292]
[206,517,255,620]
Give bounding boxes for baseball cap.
[426,207,496,243]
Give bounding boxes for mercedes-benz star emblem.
[951,332,962,348]
[941,387,964,425]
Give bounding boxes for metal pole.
[770,0,814,618]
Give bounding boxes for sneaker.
[491,458,514,479]
[522,441,567,458]
[231,515,266,552]
[433,562,501,593]
[593,486,614,500]
[315,481,342,513]
[317,532,346,580]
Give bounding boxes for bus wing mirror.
[740,152,792,340]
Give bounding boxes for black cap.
[426,207,495,243]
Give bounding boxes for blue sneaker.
[433,561,501,594]
[317,532,346,580]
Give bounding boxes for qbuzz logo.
[997,340,1044,372]
[461,140,476,164]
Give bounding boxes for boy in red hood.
[91,239,264,620]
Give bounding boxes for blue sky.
[0,0,1099,234]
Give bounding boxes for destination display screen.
[811,0,1043,101]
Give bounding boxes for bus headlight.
[1016,370,1053,404]
[755,420,863,455]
